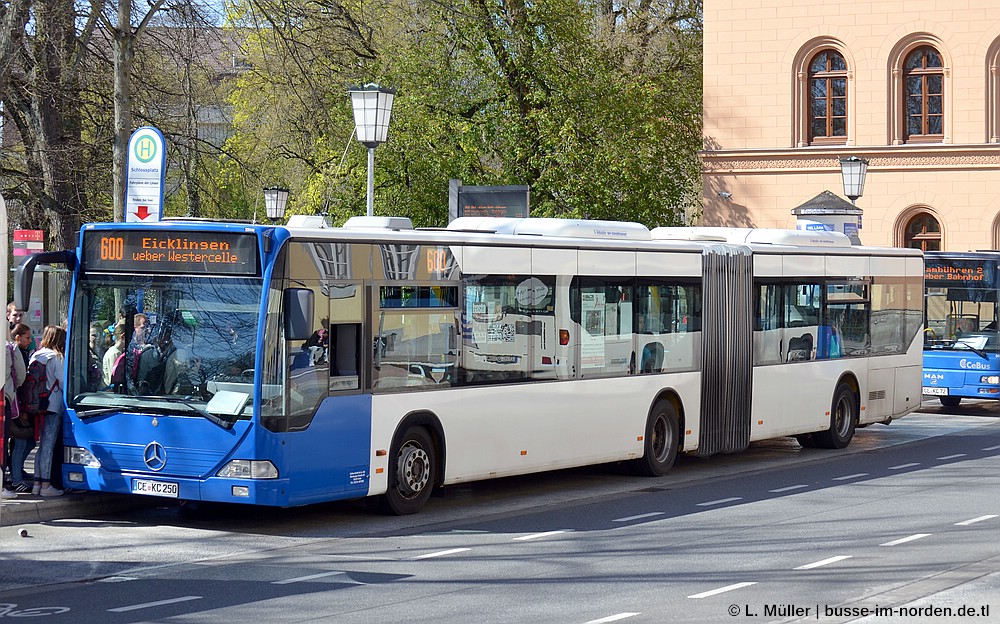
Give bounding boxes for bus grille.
[90,441,228,478]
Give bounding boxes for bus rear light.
[559,329,570,345]
[542,356,553,364]
[217,460,278,479]
[981,375,1000,384]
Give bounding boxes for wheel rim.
[396,442,430,498]
[651,413,670,463]
[834,394,852,437]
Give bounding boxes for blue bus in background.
[923,251,1000,407]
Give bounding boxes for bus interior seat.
[786,333,813,361]
[641,342,664,373]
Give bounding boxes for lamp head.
[263,186,289,222]
[839,156,869,203]
[348,83,396,149]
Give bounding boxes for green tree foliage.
[226,0,702,227]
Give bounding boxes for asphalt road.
[1,399,998,624]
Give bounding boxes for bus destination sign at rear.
[83,230,260,276]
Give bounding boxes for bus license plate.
[132,479,179,498]
[923,387,948,396]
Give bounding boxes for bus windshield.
[67,274,264,422]
[924,257,1000,354]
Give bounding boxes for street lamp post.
[839,156,869,206]
[263,186,289,223]
[348,84,396,217]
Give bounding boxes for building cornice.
[701,145,1000,173]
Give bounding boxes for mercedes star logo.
[143,441,167,471]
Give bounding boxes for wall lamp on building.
[348,83,396,218]
[263,186,289,223]
[840,156,869,206]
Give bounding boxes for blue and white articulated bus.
[15,216,924,514]
[923,251,1000,407]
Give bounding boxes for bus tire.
[939,396,961,408]
[813,382,857,449]
[632,399,679,476]
[379,426,436,515]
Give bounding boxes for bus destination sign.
[83,230,260,276]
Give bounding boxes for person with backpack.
[3,323,35,497]
[25,325,66,497]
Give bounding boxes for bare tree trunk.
[104,0,166,222]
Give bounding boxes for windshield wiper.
[76,406,125,419]
[951,340,990,360]
[132,395,236,429]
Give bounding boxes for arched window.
[904,213,941,251]
[809,50,848,144]
[904,46,944,142]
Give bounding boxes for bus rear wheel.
[813,382,857,449]
[632,399,679,476]
[379,426,436,515]
[939,396,961,408]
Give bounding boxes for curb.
[0,492,153,527]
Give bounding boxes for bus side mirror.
[284,288,314,341]
[14,250,76,311]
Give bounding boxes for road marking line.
[888,462,920,470]
[983,445,1000,451]
[769,485,808,493]
[411,548,471,559]
[937,453,966,460]
[955,515,998,526]
[832,473,867,481]
[696,497,742,507]
[514,530,569,541]
[613,512,664,523]
[687,582,757,599]
[98,576,137,583]
[880,533,931,546]
[272,571,348,584]
[584,613,641,623]
[108,596,202,612]
[794,555,852,570]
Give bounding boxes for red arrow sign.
[134,205,151,220]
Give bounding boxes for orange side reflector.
[520,450,528,456]
[861,406,866,411]
[637,436,644,442]
[825,411,831,416]
[559,329,570,345]
[686,429,692,435]
[757,420,763,425]
[375,449,387,456]
[375,468,384,474]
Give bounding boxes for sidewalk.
[0,489,151,526]
[2,448,152,527]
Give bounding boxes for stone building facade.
[701,0,1000,251]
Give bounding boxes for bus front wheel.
[813,382,858,449]
[379,426,436,515]
[632,399,679,476]
[939,396,961,408]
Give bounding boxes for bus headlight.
[217,460,278,479]
[981,375,1000,384]
[65,447,101,468]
